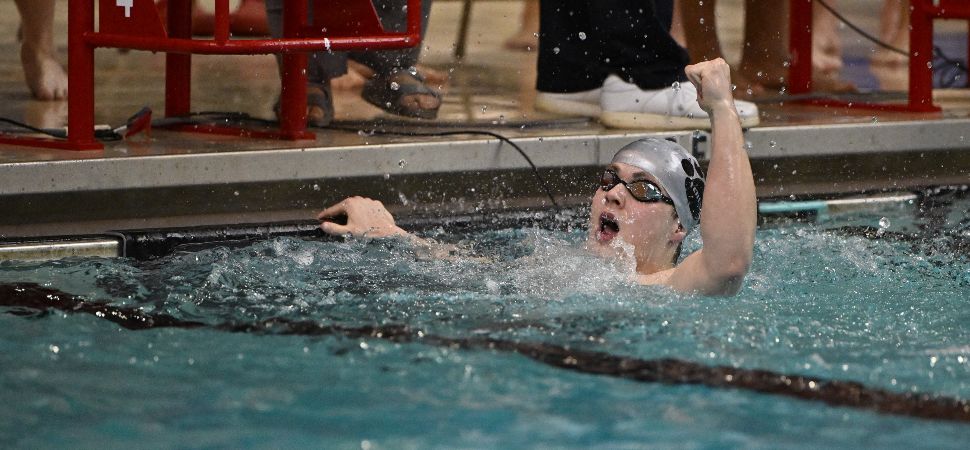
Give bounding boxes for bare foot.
[338,61,450,92]
[812,71,857,93]
[331,69,367,91]
[503,31,538,51]
[389,71,440,113]
[21,43,67,100]
[812,46,844,74]
[872,0,909,66]
[416,65,449,86]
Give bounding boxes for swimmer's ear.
[669,222,687,245]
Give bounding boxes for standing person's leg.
[504,0,540,51]
[265,0,342,126]
[737,0,788,94]
[534,0,607,116]
[350,0,440,118]
[590,0,688,89]
[872,0,909,65]
[591,0,757,129]
[678,0,723,64]
[654,0,675,34]
[15,0,67,100]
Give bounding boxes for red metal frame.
[3,0,421,151]
[788,0,969,113]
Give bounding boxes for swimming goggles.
[599,170,675,205]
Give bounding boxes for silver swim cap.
[610,138,705,234]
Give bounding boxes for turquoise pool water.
[2,191,970,448]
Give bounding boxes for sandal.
[274,81,334,128]
[362,69,441,120]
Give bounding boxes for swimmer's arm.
[317,196,478,260]
[665,59,756,296]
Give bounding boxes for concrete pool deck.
[0,1,969,238]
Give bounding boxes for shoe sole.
[600,111,760,130]
[535,96,602,118]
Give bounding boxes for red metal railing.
[5,0,421,151]
[788,0,968,113]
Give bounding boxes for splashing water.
[2,193,970,447]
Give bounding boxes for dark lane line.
[3,282,969,424]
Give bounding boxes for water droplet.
[578,32,587,40]
[879,217,891,229]
[871,116,879,123]
[671,81,681,91]
[383,173,390,180]
[481,105,488,113]
[398,159,407,168]
[699,18,705,25]
[390,81,400,91]
[756,71,764,78]
[553,47,560,54]
[744,141,753,150]
[731,83,737,91]
[233,191,240,196]
[782,60,791,68]
[926,61,933,69]
[768,140,777,148]
[746,87,754,96]
[312,184,321,191]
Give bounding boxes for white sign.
[116,0,133,18]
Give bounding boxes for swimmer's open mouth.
[598,213,619,242]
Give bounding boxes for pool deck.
[1,1,969,238]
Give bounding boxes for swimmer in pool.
[318,58,755,296]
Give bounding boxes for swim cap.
[610,138,705,234]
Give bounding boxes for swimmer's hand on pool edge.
[317,197,484,261]
[317,196,410,239]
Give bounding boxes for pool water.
[2,190,970,448]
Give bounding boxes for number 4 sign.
[116,0,133,18]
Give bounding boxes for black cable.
[0,118,123,141]
[162,112,563,210]
[0,117,59,137]
[814,0,907,56]
[329,124,561,210]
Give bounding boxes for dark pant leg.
[348,0,433,75]
[265,0,348,82]
[266,0,432,81]
[654,0,674,32]
[591,0,689,89]
[536,1,606,92]
[537,0,688,93]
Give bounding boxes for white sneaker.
[535,88,603,117]
[599,75,760,130]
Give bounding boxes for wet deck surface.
[0,1,968,237]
